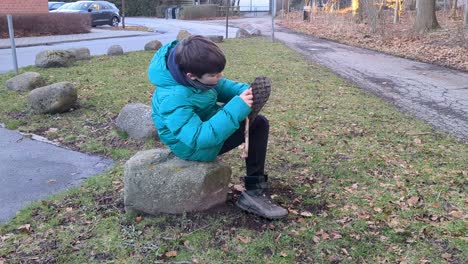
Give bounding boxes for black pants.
[218,115,269,177]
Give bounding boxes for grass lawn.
[0,38,466,263]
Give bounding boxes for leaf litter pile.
[0,38,467,263]
[279,10,468,72]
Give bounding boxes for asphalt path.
[0,127,113,223]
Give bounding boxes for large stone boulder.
[144,40,162,51]
[236,26,262,38]
[28,82,77,114]
[35,50,75,68]
[107,45,123,56]
[5,72,45,92]
[124,149,232,215]
[204,35,224,43]
[115,103,157,140]
[67,47,91,60]
[177,30,191,41]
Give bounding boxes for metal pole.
[122,0,126,29]
[272,0,276,41]
[226,0,230,39]
[7,15,18,75]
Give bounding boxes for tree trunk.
[451,0,458,18]
[464,0,468,26]
[353,0,364,23]
[404,0,416,11]
[394,0,400,23]
[414,0,440,32]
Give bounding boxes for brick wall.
[0,0,48,15]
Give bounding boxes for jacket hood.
[148,40,180,88]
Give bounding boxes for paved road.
[0,18,238,74]
[0,127,113,223]
[205,17,468,142]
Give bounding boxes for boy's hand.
[240,88,253,107]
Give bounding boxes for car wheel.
[110,17,119,27]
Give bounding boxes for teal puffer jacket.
[148,40,251,161]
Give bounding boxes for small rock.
[115,103,158,140]
[5,72,45,92]
[144,40,163,51]
[236,26,262,38]
[28,82,77,114]
[35,50,75,68]
[204,35,224,43]
[67,47,91,60]
[107,45,124,56]
[124,149,232,215]
[177,30,191,41]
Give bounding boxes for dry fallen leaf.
[65,207,73,213]
[413,138,422,144]
[237,235,251,244]
[341,248,349,255]
[18,224,31,234]
[300,211,313,217]
[280,252,288,257]
[289,209,299,215]
[448,210,463,219]
[165,251,177,257]
[407,196,419,206]
[289,230,300,236]
[313,236,320,243]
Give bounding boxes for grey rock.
[67,47,91,60]
[236,26,262,38]
[107,45,124,56]
[28,82,77,114]
[205,35,224,43]
[115,103,157,140]
[35,50,75,68]
[144,40,163,51]
[5,72,45,92]
[176,30,191,41]
[124,149,231,215]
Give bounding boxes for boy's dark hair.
[175,35,226,78]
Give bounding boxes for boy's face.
[188,72,224,85]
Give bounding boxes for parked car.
[48,2,65,11]
[51,1,120,27]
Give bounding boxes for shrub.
[179,5,220,20]
[0,13,91,38]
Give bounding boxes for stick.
[241,117,249,159]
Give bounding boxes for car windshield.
[59,2,93,11]
[56,3,73,10]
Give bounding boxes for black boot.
[236,175,288,219]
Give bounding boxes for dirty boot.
[236,189,288,220]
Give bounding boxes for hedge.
[0,13,91,38]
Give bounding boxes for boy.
[148,35,287,219]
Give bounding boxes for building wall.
[0,0,49,15]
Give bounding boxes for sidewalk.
[0,28,157,49]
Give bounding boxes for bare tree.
[465,0,468,26]
[414,0,440,32]
[353,0,364,23]
[451,0,458,18]
[404,0,416,11]
[394,0,401,23]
